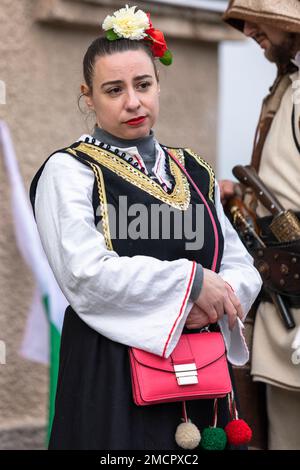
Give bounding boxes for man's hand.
[219,179,235,206]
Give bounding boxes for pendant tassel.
[175,401,201,450]
[200,398,227,450]
[224,390,253,446]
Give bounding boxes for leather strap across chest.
[251,74,292,171]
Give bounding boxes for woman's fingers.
[192,271,244,331]
[224,296,238,331]
[223,286,244,330]
[195,269,228,322]
[206,306,219,324]
[225,284,244,320]
[185,304,211,329]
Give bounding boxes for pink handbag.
[129,150,232,407]
[129,332,232,406]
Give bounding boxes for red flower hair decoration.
[102,5,173,66]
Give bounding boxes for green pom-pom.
[159,50,173,66]
[106,29,119,41]
[200,427,227,451]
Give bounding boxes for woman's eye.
[137,81,151,90]
[107,87,122,95]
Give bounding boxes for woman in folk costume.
[30,5,261,450]
[223,0,300,450]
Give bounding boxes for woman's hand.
[224,282,244,330]
[185,304,211,330]
[193,268,244,331]
[194,268,227,323]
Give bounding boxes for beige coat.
[251,73,300,390]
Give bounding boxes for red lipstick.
[125,116,146,126]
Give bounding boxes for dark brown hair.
[82,36,159,94]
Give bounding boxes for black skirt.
[49,306,241,450]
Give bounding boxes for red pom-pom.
[224,419,252,446]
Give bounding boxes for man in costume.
[221,0,300,450]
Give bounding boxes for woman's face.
[82,49,160,140]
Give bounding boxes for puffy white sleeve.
[215,181,262,365]
[34,152,195,358]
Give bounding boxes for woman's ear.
[80,83,94,110]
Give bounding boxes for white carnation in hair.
[102,5,150,40]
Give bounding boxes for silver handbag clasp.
[173,363,198,385]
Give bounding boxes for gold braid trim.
[66,142,191,211]
[64,148,113,251]
[166,147,186,166]
[184,148,215,203]
[88,162,113,251]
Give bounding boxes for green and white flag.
[0,120,68,441]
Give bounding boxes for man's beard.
[265,33,297,67]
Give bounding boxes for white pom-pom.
[175,421,201,450]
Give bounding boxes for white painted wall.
[149,0,226,11]
[217,39,276,179]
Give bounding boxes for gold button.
[280,264,289,275]
[258,262,270,277]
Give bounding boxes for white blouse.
[34,135,262,365]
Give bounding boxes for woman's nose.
[125,90,141,110]
[243,21,258,38]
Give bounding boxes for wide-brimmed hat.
[223,0,300,34]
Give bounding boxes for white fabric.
[267,384,300,450]
[34,136,262,363]
[214,182,262,365]
[19,287,49,364]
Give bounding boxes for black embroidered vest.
[30,138,224,272]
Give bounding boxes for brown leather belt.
[261,291,300,309]
[253,213,300,304]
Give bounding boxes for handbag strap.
[165,148,220,366]
[164,147,219,273]
[170,334,195,366]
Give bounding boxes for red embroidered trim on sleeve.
[162,261,196,358]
